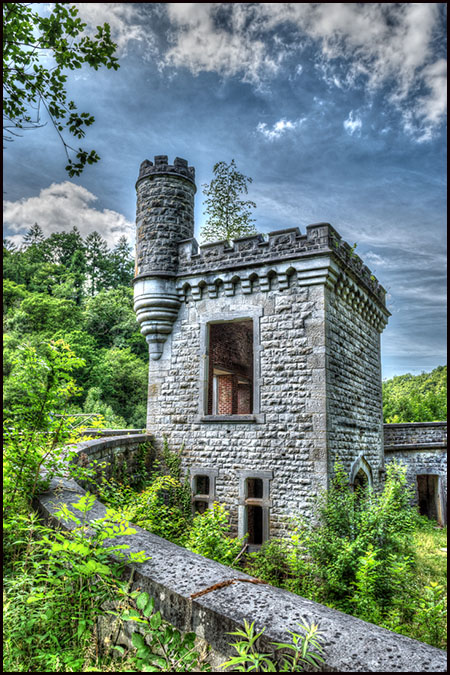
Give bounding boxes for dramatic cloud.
[3,182,134,247]
[161,3,446,136]
[256,118,306,141]
[164,3,281,83]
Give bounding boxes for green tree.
[382,366,447,422]
[3,279,28,316]
[3,2,119,176]
[89,347,148,427]
[109,235,135,287]
[44,227,85,267]
[85,231,110,295]
[6,293,81,336]
[22,222,45,248]
[200,159,257,243]
[82,287,145,355]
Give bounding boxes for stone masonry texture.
[384,422,447,525]
[133,155,393,540]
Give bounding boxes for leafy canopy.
[382,365,447,423]
[200,159,257,243]
[3,3,119,175]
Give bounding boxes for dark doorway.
[417,474,439,521]
[194,500,208,515]
[247,505,263,545]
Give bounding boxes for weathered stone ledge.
[32,436,447,673]
[384,443,447,453]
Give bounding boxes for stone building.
[133,155,390,544]
[384,422,447,526]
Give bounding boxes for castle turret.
[133,155,196,359]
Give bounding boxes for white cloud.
[256,117,305,141]
[73,3,156,56]
[3,182,134,248]
[343,111,362,136]
[161,3,446,135]
[164,3,280,83]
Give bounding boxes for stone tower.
[134,155,390,545]
[134,155,196,360]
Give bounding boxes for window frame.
[198,308,264,423]
[238,469,273,548]
[190,467,218,513]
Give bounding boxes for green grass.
[414,516,447,588]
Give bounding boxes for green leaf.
[143,596,155,618]
[112,645,125,655]
[131,632,146,649]
[136,591,150,610]
[150,611,162,629]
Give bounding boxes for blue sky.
[3,3,447,379]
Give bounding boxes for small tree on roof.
[200,159,257,243]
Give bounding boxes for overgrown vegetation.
[4,342,323,671]
[244,464,447,650]
[4,225,147,428]
[99,450,447,651]
[382,365,447,423]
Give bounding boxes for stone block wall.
[325,288,384,489]
[384,422,447,525]
[146,281,328,538]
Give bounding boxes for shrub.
[186,502,245,566]
[292,461,418,611]
[245,537,291,586]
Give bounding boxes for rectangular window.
[191,468,217,514]
[207,320,253,415]
[198,309,264,423]
[238,470,273,549]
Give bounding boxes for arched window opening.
[354,468,369,491]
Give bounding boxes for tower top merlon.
[136,155,196,189]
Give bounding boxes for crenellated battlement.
[177,222,386,306]
[136,155,196,187]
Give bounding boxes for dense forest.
[3,225,446,427]
[382,366,447,423]
[3,224,148,428]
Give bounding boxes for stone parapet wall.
[33,436,447,673]
[72,433,153,492]
[384,422,447,449]
[177,223,387,307]
[80,429,145,438]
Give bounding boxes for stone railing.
[33,435,447,672]
[384,422,447,451]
